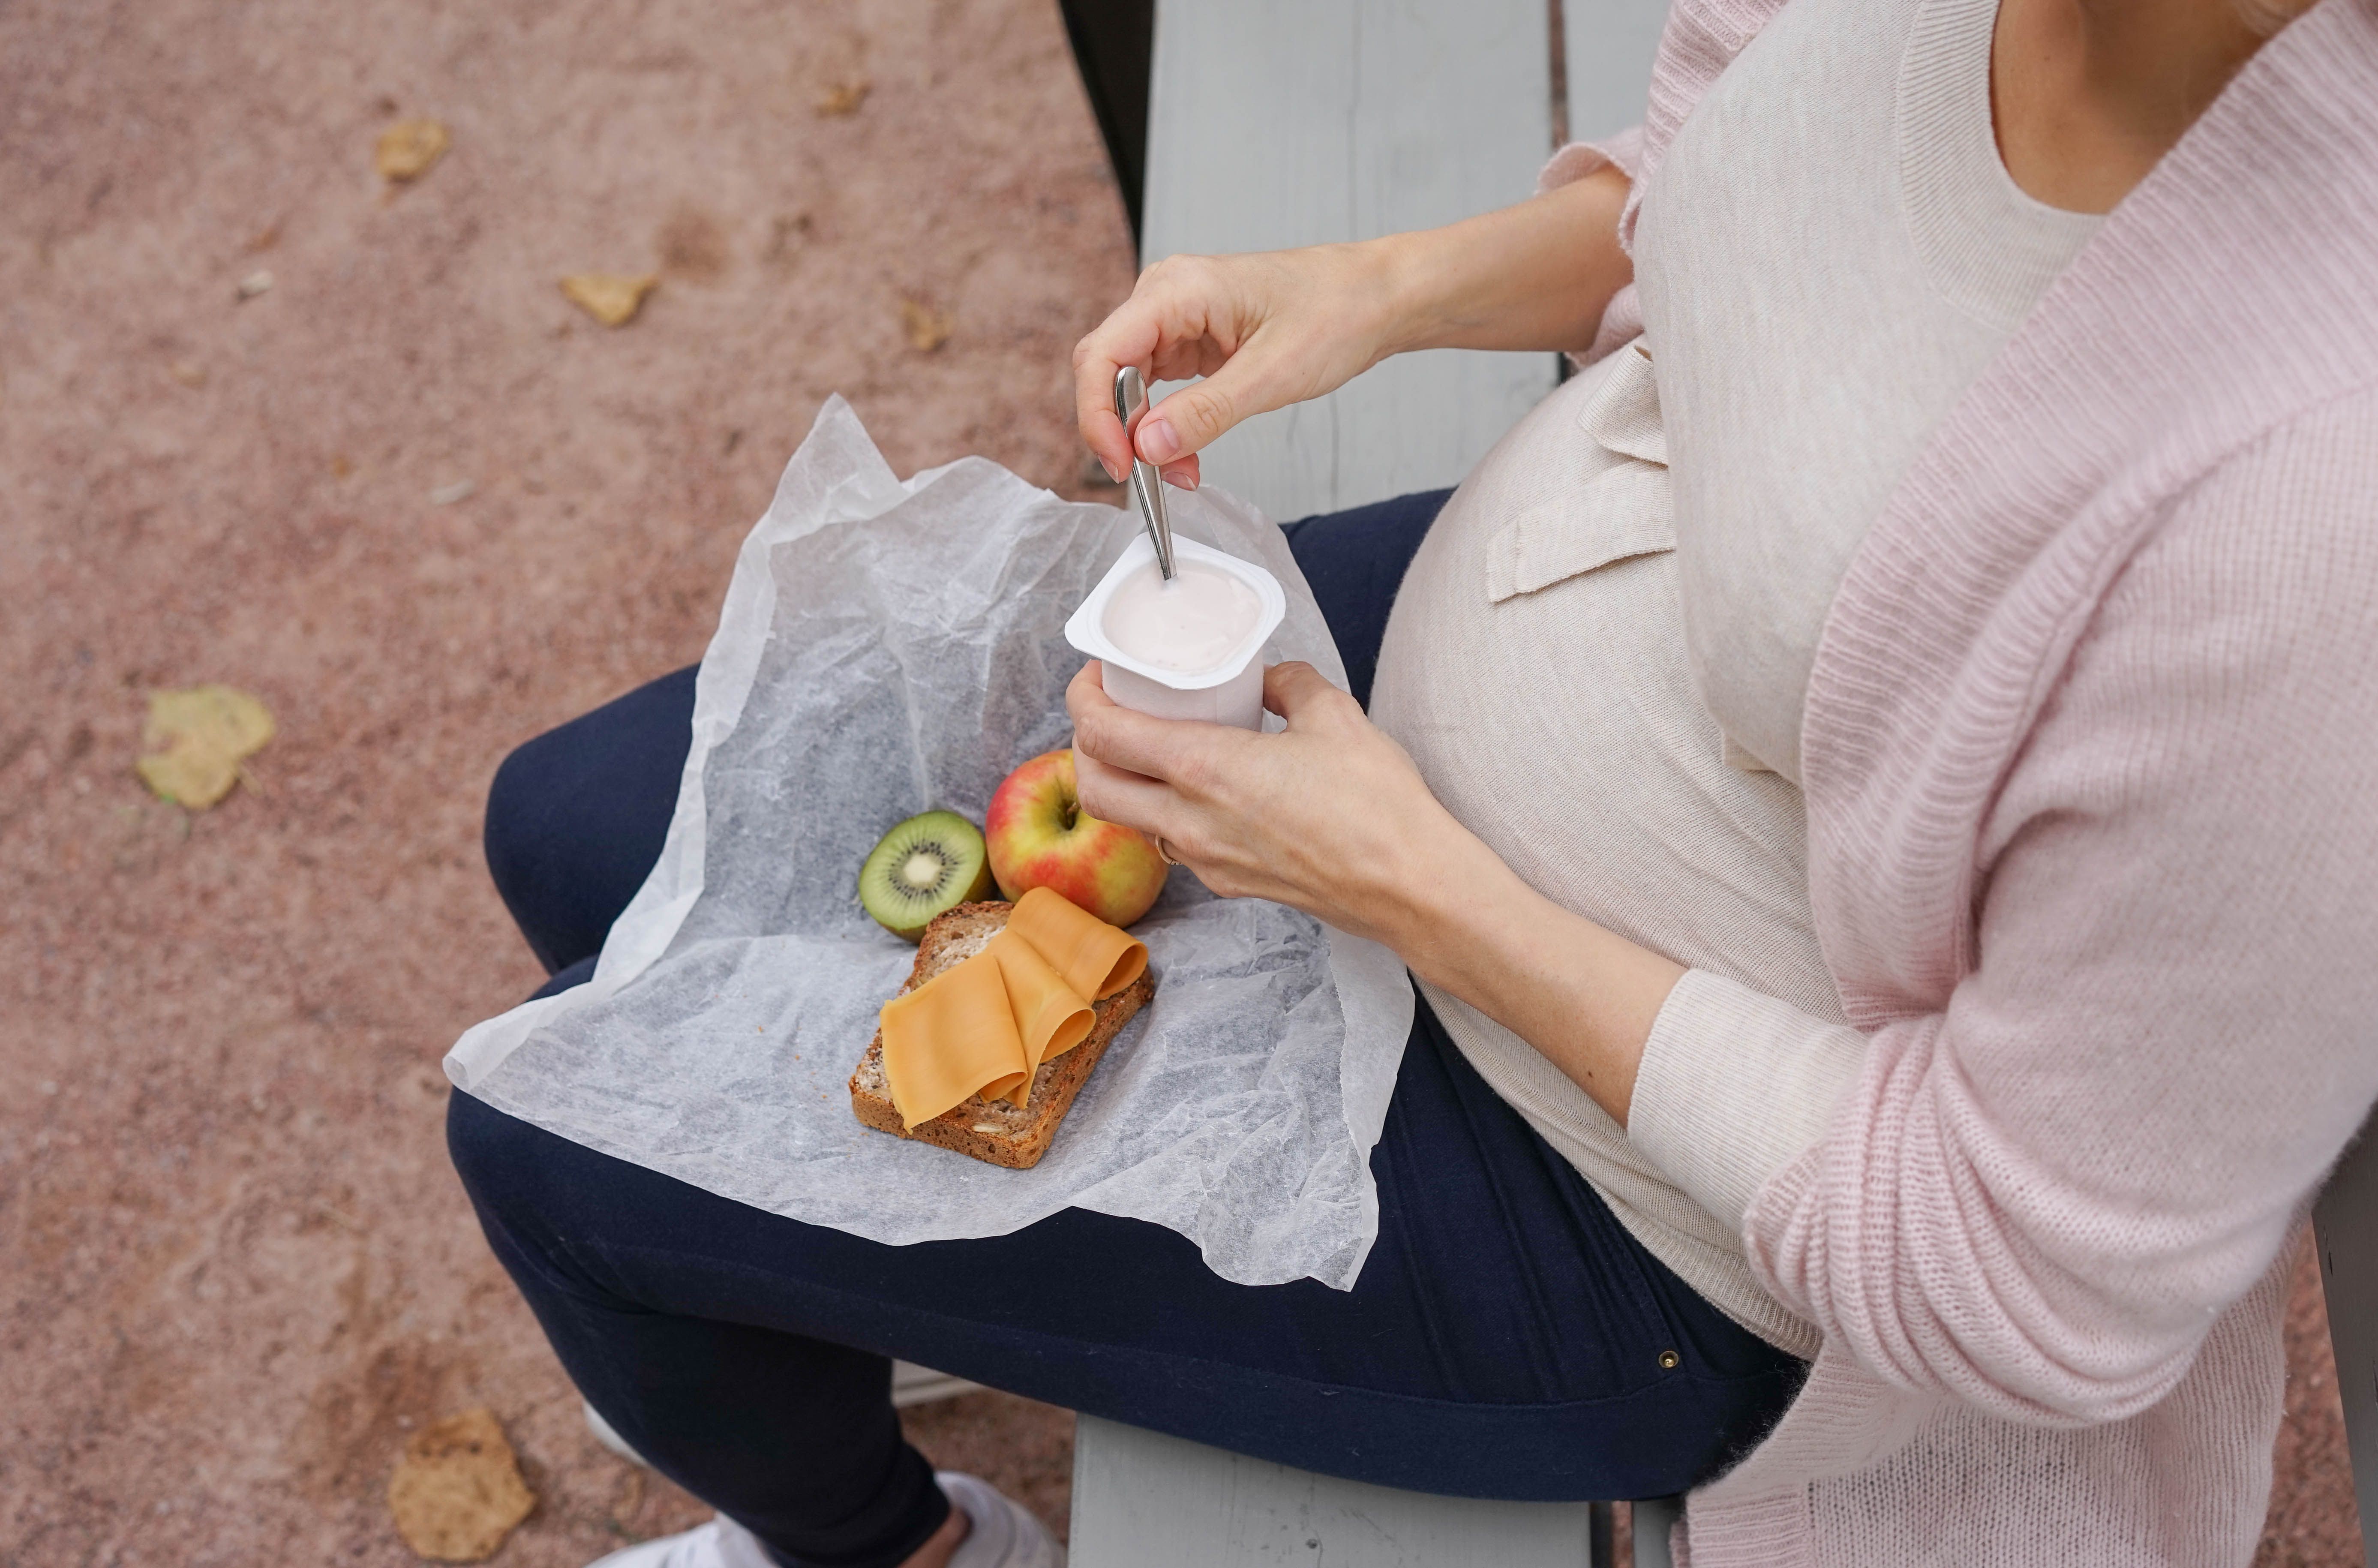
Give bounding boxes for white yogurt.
[1100,560,1264,674]
[1065,533,1288,728]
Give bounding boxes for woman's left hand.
[1066,660,1469,951]
[1066,658,1686,1126]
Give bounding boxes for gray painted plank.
[2315,1125,2378,1566]
[1139,0,1560,522]
[1562,0,1670,143]
[1100,8,1680,1559]
[1069,1415,1600,1567]
[1628,1495,1680,1568]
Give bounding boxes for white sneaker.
[585,1515,778,1568]
[939,1472,1065,1568]
[583,1475,1061,1568]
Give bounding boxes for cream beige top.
[1366,0,2096,1351]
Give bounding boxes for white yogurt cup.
[1065,534,1288,729]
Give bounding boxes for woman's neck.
[1992,0,2319,212]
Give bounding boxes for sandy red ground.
[0,0,2363,1564]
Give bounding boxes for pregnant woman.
[450,0,2378,1562]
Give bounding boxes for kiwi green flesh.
[858,810,994,942]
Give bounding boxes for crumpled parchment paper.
[444,398,1414,1288]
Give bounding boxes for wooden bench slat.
[1139,0,1561,522]
[1092,8,1693,1562]
[1070,1415,1607,1567]
[1561,0,1668,142]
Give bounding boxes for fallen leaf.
[817,78,871,116]
[386,1409,536,1563]
[237,270,274,300]
[248,224,281,252]
[376,119,451,181]
[168,360,207,389]
[900,299,952,352]
[135,685,274,810]
[560,273,659,327]
[610,1465,645,1528]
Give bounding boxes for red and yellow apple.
[984,749,1168,928]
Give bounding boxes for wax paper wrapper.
[444,398,1414,1289]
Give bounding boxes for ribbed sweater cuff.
[1537,125,1646,195]
[1627,969,1867,1234]
[1537,128,1648,366]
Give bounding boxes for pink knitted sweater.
[1581,0,2378,1561]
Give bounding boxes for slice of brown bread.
[849,900,1154,1169]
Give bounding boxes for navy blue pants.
[451,489,1805,1568]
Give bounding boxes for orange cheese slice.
[879,950,1024,1129]
[1009,886,1147,1000]
[984,928,1095,1106]
[875,890,1147,1130]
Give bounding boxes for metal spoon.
[1112,365,1177,580]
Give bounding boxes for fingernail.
[1138,417,1179,464]
[1101,454,1125,483]
[1162,466,1198,490]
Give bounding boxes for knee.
[483,733,561,927]
[480,667,699,973]
[446,1087,550,1232]
[481,722,609,974]
[447,1090,619,1308]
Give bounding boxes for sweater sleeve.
[1735,397,2378,1427]
[1538,0,1792,364]
[1629,969,1868,1234]
[1538,129,1653,367]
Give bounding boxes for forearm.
[1375,168,1635,357]
[1385,826,1681,1125]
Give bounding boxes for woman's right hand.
[1073,240,1410,492]
[1075,167,1634,490]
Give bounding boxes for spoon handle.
[1112,366,1177,580]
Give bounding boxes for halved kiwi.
[857,810,996,942]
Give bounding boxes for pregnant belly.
[1367,390,1843,1024]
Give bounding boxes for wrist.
[1377,169,1633,357]
[1368,224,1479,360]
[1377,820,1531,987]
[1387,830,1684,1127]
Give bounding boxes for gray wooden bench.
[1069,3,1671,1562]
[1063,2,2378,1563]
[1135,0,1665,520]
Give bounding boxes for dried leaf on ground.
[135,685,274,810]
[561,273,659,327]
[236,270,274,300]
[376,119,451,181]
[901,299,953,352]
[386,1409,537,1562]
[817,79,871,116]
